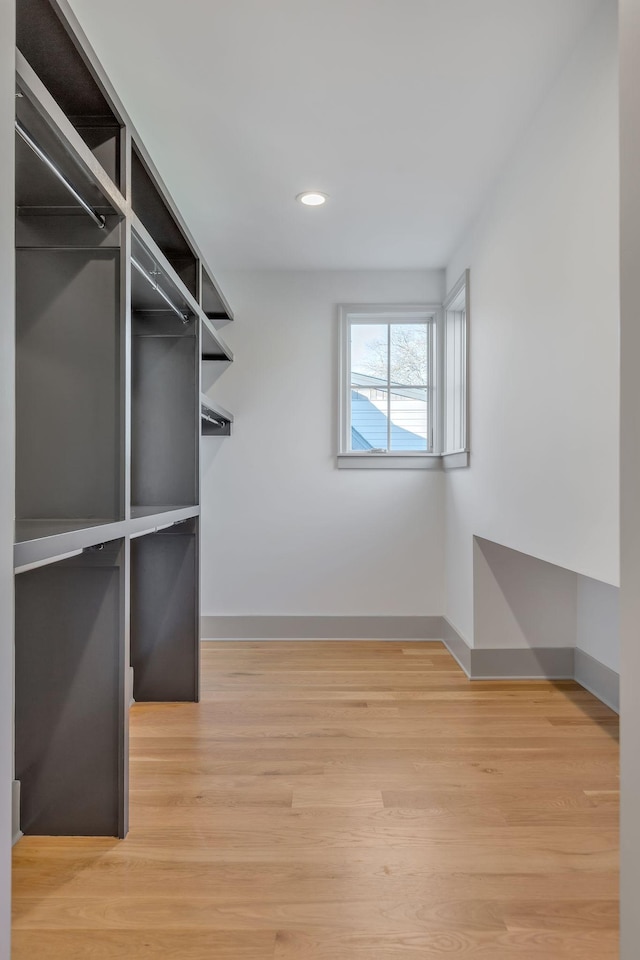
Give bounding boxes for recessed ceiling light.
[297,191,328,206]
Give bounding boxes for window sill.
[336,451,469,470]
[442,450,469,470]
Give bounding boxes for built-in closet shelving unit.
[13,0,233,838]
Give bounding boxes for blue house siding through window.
[351,390,427,451]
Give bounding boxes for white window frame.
[442,270,470,469]
[338,304,443,469]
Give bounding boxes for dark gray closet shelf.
[132,215,232,361]
[131,215,194,303]
[16,518,112,543]
[128,507,201,540]
[15,518,127,571]
[201,315,233,361]
[17,51,127,220]
[202,265,234,322]
[131,231,193,321]
[129,505,201,536]
[129,505,200,523]
[201,395,233,437]
[14,506,200,571]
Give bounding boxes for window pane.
[350,386,389,450]
[350,323,388,384]
[347,319,430,453]
[389,386,428,451]
[390,323,428,385]
[350,386,429,452]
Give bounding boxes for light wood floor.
[12,641,619,959]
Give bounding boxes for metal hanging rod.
[201,410,227,428]
[131,255,190,323]
[15,120,106,229]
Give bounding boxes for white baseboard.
[574,648,620,713]
[201,615,445,640]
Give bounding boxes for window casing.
[339,305,439,461]
[338,278,468,469]
[442,271,469,458]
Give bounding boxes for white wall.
[0,2,15,956]
[201,270,445,618]
[445,0,619,644]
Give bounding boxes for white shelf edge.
[201,314,233,361]
[201,394,233,424]
[131,216,232,361]
[15,548,83,576]
[201,266,235,322]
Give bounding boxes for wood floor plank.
[10,894,619,934]
[11,930,276,959]
[291,787,384,810]
[272,928,617,959]
[12,859,619,902]
[12,640,619,958]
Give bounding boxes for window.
[339,305,437,466]
[338,280,468,469]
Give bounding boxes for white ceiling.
[69,0,603,270]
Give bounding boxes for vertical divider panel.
[119,128,133,836]
[121,129,132,522]
[196,283,203,676]
[119,535,130,837]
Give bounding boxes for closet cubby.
[15,129,123,536]
[131,235,199,510]
[131,144,198,298]
[131,324,198,508]
[15,235,122,527]
[202,265,232,321]
[16,0,123,189]
[16,89,118,221]
[131,231,194,324]
[15,540,127,837]
[202,316,234,361]
[130,519,200,702]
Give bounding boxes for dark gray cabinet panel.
[16,247,121,522]
[15,543,126,836]
[132,334,198,507]
[131,521,199,702]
